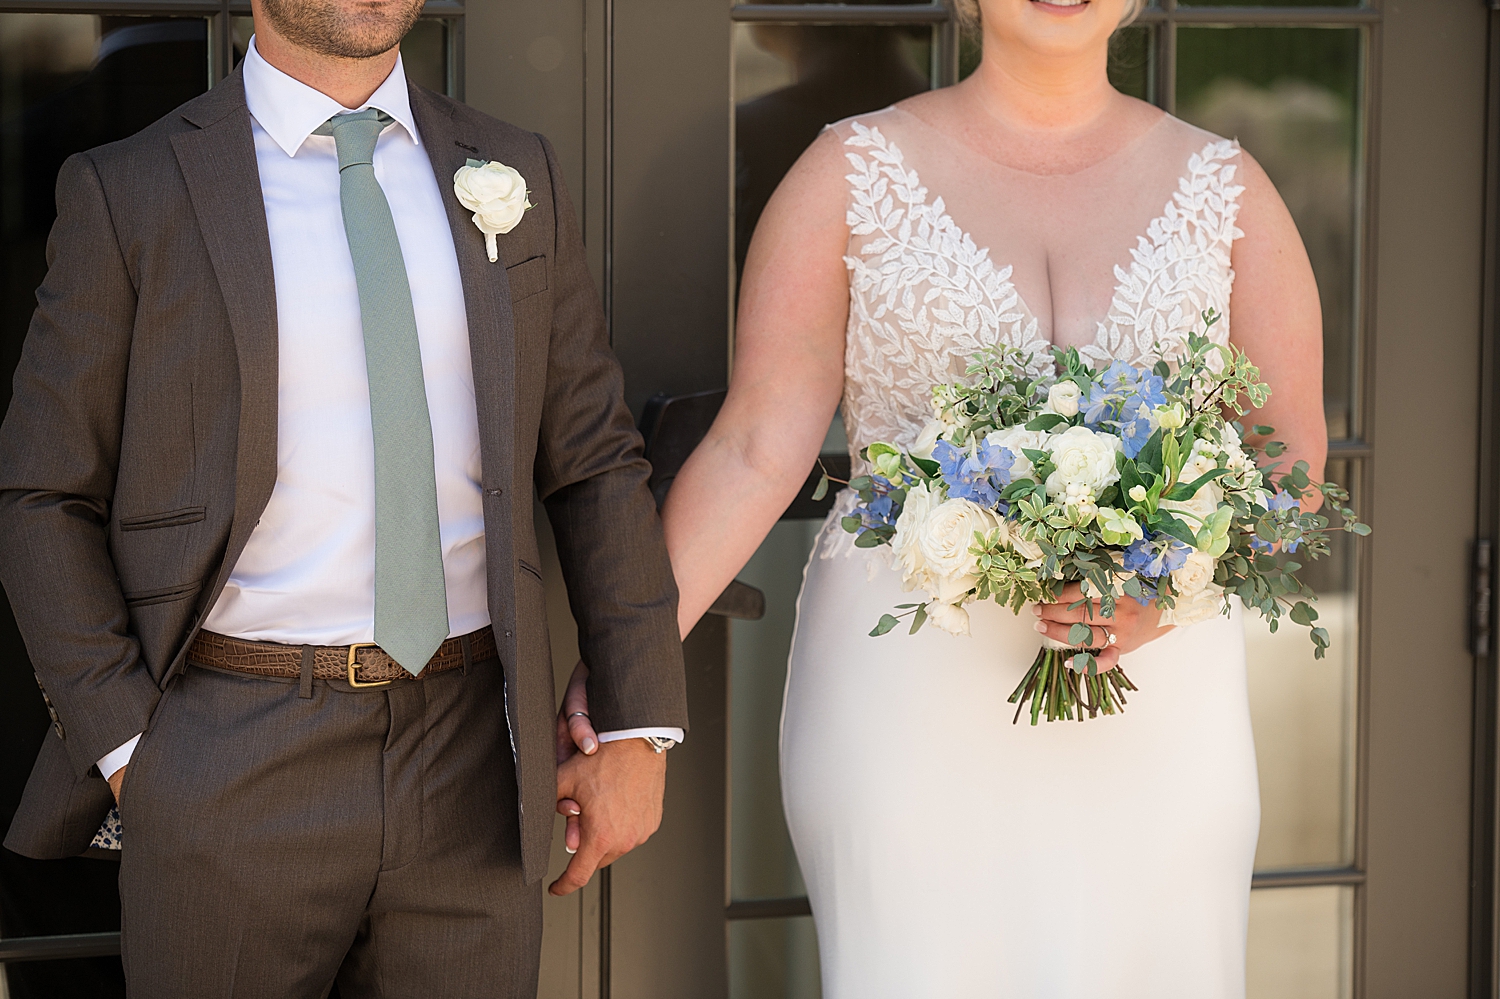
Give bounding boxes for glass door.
[465,2,1489,996]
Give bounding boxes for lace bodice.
[838,109,1245,472]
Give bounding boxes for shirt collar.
[242,35,420,157]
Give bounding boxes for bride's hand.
[1032,583,1173,671]
[556,659,599,856]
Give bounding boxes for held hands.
[550,661,666,897]
[1032,583,1173,672]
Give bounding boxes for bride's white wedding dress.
[781,108,1260,998]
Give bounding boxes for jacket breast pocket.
[119,506,206,532]
[506,256,548,304]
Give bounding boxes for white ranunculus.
[917,498,1002,582]
[891,479,939,590]
[1160,581,1226,627]
[453,160,534,261]
[926,600,971,637]
[1045,381,1082,418]
[1170,550,1217,598]
[910,419,946,461]
[1044,425,1122,499]
[986,425,1052,481]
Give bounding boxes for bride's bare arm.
[662,132,852,637]
[1227,150,1329,510]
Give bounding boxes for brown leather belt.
[188,626,497,687]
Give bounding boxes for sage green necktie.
[317,108,450,674]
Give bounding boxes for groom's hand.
[549,738,666,896]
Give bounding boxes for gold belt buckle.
[346,643,392,688]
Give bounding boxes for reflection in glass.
[1176,26,1363,440]
[1247,885,1354,999]
[731,520,820,903]
[730,916,822,999]
[734,22,932,274]
[233,16,448,95]
[1245,460,1359,871]
[0,16,209,994]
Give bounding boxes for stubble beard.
[259,0,426,60]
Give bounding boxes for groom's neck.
[253,21,399,110]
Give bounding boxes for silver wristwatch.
[641,736,677,754]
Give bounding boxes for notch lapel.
[408,85,519,665]
[168,72,280,627]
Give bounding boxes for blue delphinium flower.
[933,439,1013,509]
[1267,490,1300,513]
[1123,532,1191,578]
[856,475,899,532]
[1117,395,1155,458]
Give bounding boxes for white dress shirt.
[96,41,679,781]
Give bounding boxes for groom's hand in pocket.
[550,737,667,896]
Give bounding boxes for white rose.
[891,480,939,590]
[1045,381,1081,418]
[926,600,971,637]
[1044,425,1122,499]
[1159,449,1224,528]
[986,426,1052,481]
[1010,532,1044,563]
[917,498,1002,583]
[1160,581,1226,627]
[453,160,534,261]
[911,419,946,461]
[1169,551,1217,598]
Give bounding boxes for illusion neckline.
[884,104,1173,180]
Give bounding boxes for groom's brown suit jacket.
[0,69,687,883]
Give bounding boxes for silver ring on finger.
[1106,630,1118,647]
[568,711,590,720]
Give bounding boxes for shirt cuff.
[597,727,685,745]
[97,734,141,781]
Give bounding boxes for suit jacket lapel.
[409,85,517,479]
[169,71,279,618]
[408,84,518,635]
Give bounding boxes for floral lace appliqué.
[823,121,1242,560]
[1082,139,1244,367]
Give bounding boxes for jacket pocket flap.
[122,581,201,607]
[506,256,548,303]
[119,506,206,532]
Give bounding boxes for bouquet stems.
[1007,647,1138,726]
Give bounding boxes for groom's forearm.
[533,134,687,735]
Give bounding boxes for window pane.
[730,916,822,999]
[1186,0,1359,7]
[731,520,821,901]
[1175,26,1363,441]
[1245,460,1360,871]
[1109,25,1153,102]
[1247,885,1354,999]
[734,21,932,274]
[0,14,209,992]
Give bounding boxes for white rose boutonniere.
[453,158,533,262]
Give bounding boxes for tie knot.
[316,108,394,171]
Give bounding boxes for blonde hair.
[955,0,1145,32]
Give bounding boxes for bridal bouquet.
[821,312,1368,725]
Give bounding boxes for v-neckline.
[855,108,1217,350]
